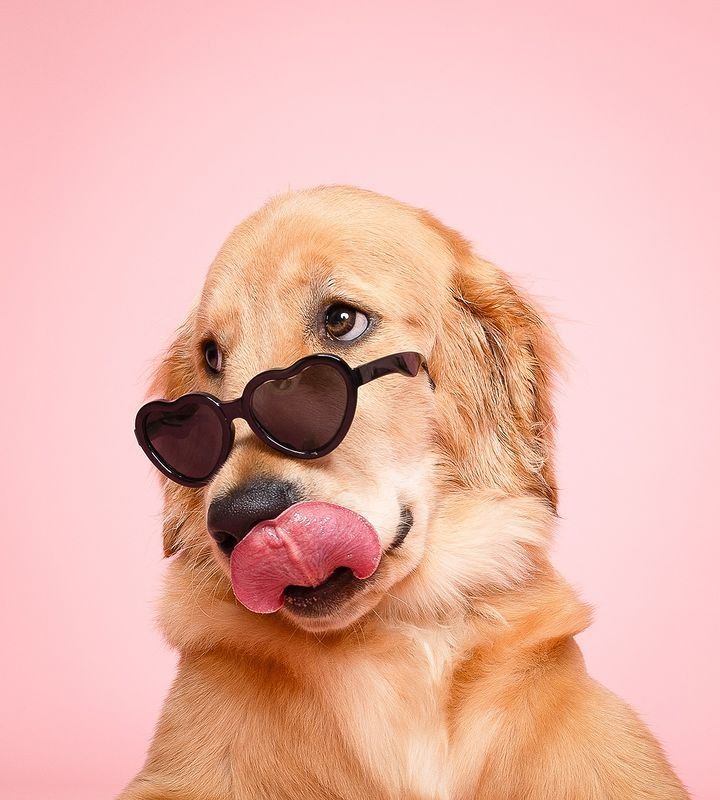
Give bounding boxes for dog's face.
[151,187,557,636]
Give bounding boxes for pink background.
[1,2,718,798]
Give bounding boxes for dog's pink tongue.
[229,502,381,614]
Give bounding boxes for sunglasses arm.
[353,352,426,387]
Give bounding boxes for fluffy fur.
[120,187,687,799]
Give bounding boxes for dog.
[120,186,688,799]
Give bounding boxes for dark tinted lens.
[144,399,225,480]
[251,363,349,452]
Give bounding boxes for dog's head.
[148,187,558,638]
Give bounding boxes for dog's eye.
[203,340,223,373]
[324,304,370,342]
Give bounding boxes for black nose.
[207,478,303,556]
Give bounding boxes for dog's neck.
[156,554,590,800]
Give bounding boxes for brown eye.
[324,304,370,342]
[203,340,223,373]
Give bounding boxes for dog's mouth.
[282,566,366,616]
[280,508,412,618]
[227,501,383,616]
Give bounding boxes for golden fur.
[120,186,688,799]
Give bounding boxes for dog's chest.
[327,626,455,800]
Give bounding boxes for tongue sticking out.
[229,501,381,613]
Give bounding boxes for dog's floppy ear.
[147,310,198,404]
[146,309,198,556]
[428,240,559,510]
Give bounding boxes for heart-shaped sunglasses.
[135,351,426,487]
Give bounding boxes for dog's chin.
[279,581,383,633]
[276,549,421,633]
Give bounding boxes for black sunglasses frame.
[135,351,425,487]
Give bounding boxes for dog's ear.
[147,310,198,403]
[146,310,198,557]
[428,243,559,510]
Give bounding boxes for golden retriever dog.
[120,186,688,799]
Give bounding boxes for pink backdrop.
[1,2,718,797]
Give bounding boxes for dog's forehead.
[199,193,453,327]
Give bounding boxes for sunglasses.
[135,351,426,487]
